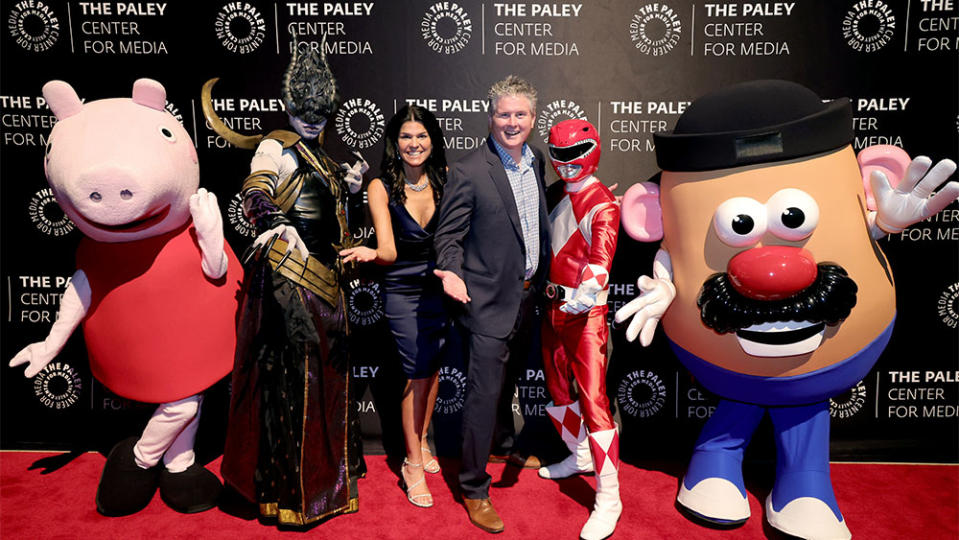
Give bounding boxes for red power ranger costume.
[539,119,622,540]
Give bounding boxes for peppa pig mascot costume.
[614,80,958,539]
[9,78,243,516]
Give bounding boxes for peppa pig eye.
[90,192,102,202]
[713,197,767,247]
[158,126,176,142]
[766,188,819,241]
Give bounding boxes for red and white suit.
[542,176,619,433]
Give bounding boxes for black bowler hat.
[654,80,853,172]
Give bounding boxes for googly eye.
[766,188,819,241]
[713,197,767,247]
[158,126,176,142]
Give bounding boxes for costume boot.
[539,402,594,479]
[581,428,622,540]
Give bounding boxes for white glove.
[613,275,676,346]
[560,264,607,315]
[251,224,309,263]
[871,157,959,234]
[189,188,228,279]
[341,150,369,194]
[9,271,90,378]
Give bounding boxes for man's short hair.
[488,75,538,116]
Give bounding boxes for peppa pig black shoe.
[95,437,160,516]
[158,462,222,514]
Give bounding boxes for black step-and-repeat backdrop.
[2,1,957,463]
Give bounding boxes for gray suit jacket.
[435,136,550,339]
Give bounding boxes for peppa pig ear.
[42,80,83,120]
[621,181,664,242]
[858,145,911,211]
[131,78,167,111]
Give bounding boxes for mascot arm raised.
[858,146,959,237]
[190,188,228,279]
[612,181,676,346]
[9,270,91,377]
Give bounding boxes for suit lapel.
[484,138,524,242]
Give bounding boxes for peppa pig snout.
[65,164,174,231]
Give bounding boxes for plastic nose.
[727,246,818,301]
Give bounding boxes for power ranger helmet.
[281,34,340,124]
[548,119,601,183]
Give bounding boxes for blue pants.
[683,399,843,520]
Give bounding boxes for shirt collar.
[490,136,533,170]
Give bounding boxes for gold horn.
[201,78,264,150]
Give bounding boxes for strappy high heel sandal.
[401,459,433,508]
[421,447,440,474]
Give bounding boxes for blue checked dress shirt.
[491,137,540,279]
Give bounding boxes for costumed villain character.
[537,119,623,540]
[10,78,242,516]
[202,37,369,526]
[614,80,959,539]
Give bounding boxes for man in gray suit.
[434,75,550,534]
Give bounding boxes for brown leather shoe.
[488,453,509,464]
[464,497,505,533]
[507,452,541,469]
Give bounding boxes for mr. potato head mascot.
[539,119,622,540]
[614,80,958,540]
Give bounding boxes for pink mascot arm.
[9,270,91,378]
[859,145,959,237]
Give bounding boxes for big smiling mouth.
[736,321,826,345]
[80,204,171,233]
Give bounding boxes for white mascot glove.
[871,157,959,234]
[614,276,676,346]
[189,188,228,279]
[613,249,676,346]
[560,264,608,315]
[341,150,369,194]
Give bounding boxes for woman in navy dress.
[340,105,448,508]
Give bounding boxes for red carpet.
[1,451,956,539]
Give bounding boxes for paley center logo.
[346,278,384,327]
[335,98,385,149]
[536,99,587,143]
[617,369,667,418]
[937,281,959,329]
[629,2,682,56]
[33,362,83,410]
[227,192,256,238]
[8,0,59,52]
[842,0,896,53]
[214,2,267,54]
[435,366,466,414]
[29,188,75,236]
[421,2,472,54]
[830,380,867,419]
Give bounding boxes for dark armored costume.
[220,130,364,525]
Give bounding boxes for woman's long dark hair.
[381,105,447,205]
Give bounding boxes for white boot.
[539,402,594,479]
[580,428,622,540]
